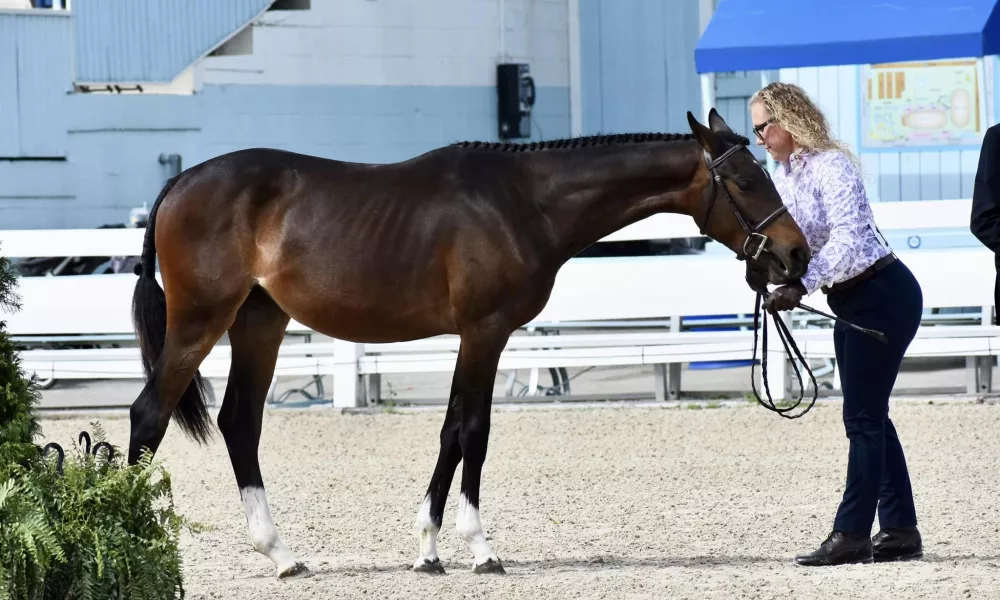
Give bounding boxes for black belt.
[822,253,897,295]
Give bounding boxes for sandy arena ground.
[34,396,1000,600]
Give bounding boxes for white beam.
[568,0,583,137]
[698,0,716,122]
[761,71,776,173]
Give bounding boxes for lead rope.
[746,270,819,419]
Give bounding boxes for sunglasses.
[753,118,776,141]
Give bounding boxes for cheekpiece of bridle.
[697,142,788,263]
[695,141,818,420]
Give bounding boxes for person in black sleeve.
[972,123,1000,317]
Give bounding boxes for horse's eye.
[736,179,754,192]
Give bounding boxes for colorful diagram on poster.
[860,59,983,149]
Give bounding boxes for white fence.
[2,199,996,407]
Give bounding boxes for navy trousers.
[825,257,923,536]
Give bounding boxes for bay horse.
[126,109,810,578]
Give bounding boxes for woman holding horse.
[750,82,924,566]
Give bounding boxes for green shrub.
[0,474,63,600]
[0,249,200,599]
[0,257,41,471]
[1,432,194,600]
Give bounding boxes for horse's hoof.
[473,558,506,574]
[412,558,446,575]
[278,562,311,579]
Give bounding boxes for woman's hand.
[763,282,806,314]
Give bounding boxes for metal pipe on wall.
[158,153,182,178]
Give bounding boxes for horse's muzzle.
[766,246,809,283]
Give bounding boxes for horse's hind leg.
[216,287,306,579]
[128,289,247,464]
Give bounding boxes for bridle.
[694,141,819,420]
[695,142,788,263]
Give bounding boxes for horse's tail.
[131,175,214,443]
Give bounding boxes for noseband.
[696,143,788,262]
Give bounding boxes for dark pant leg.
[878,417,918,529]
[828,260,922,536]
[876,262,923,530]
[832,323,887,536]
[833,322,847,390]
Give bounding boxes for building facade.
[0,0,992,230]
[1,0,571,228]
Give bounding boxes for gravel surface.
[35,399,1000,599]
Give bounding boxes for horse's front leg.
[454,326,508,574]
[412,325,507,574]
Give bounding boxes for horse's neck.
[537,140,704,261]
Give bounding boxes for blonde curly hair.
[749,82,860,170]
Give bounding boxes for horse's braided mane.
[450,130,749,153]
[715,130,751,147]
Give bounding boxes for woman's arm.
[799,154,872,295]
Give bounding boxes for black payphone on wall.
[496,63,535,139]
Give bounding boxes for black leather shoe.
[872,526,923,562]
[795,531,873,566]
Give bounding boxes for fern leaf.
[13,521,39,567]
[0,563,9,600]
[0,479,13,511]
[75,562,95,600]
[92,530,104,581]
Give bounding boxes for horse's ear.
[687,111,721,155]
[707,108,733,134]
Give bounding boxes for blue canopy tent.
[693,0,1000,122]
[695,0,1000,74]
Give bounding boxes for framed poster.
[859,58,986,151]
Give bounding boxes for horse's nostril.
[788,247,809,275]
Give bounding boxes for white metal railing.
[2,198,994,405]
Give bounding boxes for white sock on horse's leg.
[413,494,442,569]
[456,494,501,569]
[240,486,305,578]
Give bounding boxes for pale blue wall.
[579,0,703,137]
[193,84,570,166]
[0,1,571,230]
[577,0,770,160]
[0,83,570,229]
[1,94,199,228]
[0,12,72,158]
